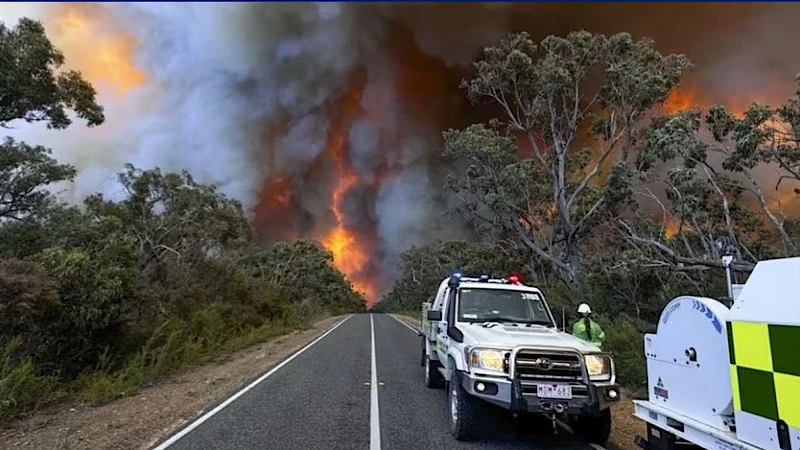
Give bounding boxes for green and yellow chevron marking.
[727,321,800,429]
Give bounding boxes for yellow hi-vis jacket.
[572,318,605,348]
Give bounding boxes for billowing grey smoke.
[3,2,800,296]
[111,3,366,201]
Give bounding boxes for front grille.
[514,350,585,394]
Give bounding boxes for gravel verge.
[0,316,345,450]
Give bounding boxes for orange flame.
[663,88,700,114]
[770,188,800,216]
[664,216,681,238]
[663,85,778,118]
[319,79,376,304]
[252,175,299,243]
[265,176,292,209]
[663,86,800,220]
[44,3,146,96]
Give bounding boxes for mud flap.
[637,424,677,450]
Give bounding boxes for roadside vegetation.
[0,18,365,424]
[374,31,800,392]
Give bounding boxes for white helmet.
[577,303,592,315]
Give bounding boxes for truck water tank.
[643,296,733,431]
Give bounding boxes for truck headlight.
[584,354,613,381]
[469,348,507,373]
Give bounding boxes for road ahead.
[153,314,598,450]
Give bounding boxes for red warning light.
[508,273,521,284]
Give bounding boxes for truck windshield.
[457,288,553,326]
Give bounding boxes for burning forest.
[3,3,800,305]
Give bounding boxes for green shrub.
[224,322,292,352]
[77,370,134,405]
[75,304,300,407]
[602,315,653,392]
[0,339,59,420]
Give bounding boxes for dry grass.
[608,398,647,450]
[0,316,344,450]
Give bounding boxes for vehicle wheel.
[420,337,426,367]
[447,373,482,441]
[572,408,612,445]
[424,355,444,389]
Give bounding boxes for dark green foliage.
[0,259,59,339]
[374,240,527,314]
[0,339,58,422]
[449,31,691,281]
[600,317,650,390]
[0,18,104,128]
[0,138,77,221]
[0,165,365,421]
[0,165,365,420]
[242,240,366,317]
[625,78,800,270]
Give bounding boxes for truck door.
[436,287,455,361]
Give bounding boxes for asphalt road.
[153,314,598,450]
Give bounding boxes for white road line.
[152,315,354,449]
[370,314,382,450]
[389,314,420,333]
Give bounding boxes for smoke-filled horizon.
[2,2,800,304]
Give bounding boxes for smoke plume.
[2,2,800,303]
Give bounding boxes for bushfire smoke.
[2,3,800,304]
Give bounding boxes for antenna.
[562,307,566,331]
[715,236,736,303]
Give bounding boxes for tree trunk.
[566,235,581,283]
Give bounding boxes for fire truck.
[633,254,800,450]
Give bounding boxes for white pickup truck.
[420,272,620,443]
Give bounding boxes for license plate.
[537,384,572,399]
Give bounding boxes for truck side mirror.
[427,310,442,321]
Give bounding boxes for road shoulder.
[391,313,421,331]
[608,396,646,450]
[0,316,345,450]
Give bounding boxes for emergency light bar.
[447,270,524,287]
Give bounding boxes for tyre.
[420,337,426,367]
[424,353,444,389]
[572,408,612,445]
[447,372,483,441]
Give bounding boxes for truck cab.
[420,272,620,443]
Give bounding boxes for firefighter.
[573,303,605,348]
